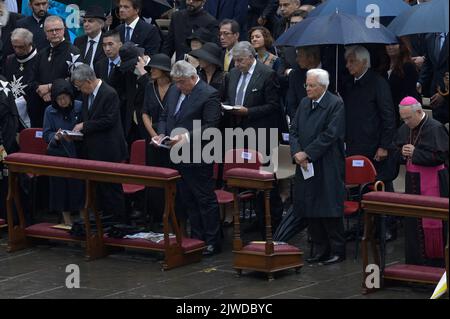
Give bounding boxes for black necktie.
[108,62,115,77]
[84,40,96,66]
[312,101,318,110]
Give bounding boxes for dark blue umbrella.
[309,0,410,18]
[275,12,397,93]
[275,12,398,47]
[388,0,449,36]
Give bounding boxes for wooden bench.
[361,191,448,294]
[4,153,205,270]
[226,168,304,280]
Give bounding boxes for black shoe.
[202,245,221,257]
[306,255,329,264]
[320,255,345,265]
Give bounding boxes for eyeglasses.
[45,27,64,34]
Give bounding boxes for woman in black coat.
[43,79,85,225]
[381,40,419,127]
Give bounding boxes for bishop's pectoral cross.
[19,64,24,72]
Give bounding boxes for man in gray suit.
[223,41,283,239]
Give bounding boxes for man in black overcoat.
[290,68,346,265]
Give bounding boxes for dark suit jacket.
[204,0,248,36]
[158,79,221,164]
[73,33,106,66]
[80,81,128,163]
[341,69,396,158]
[419,33,449,95]
[116,19,161,56]
[94,57,119,86]
[162,9,218,61]
[223,61,280,132]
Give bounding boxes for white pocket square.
[251,88,258,92]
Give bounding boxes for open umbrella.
[388,0,449,36]
[309,0,410,19]
[275,12,398,92]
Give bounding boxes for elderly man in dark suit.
[115,0,161,56]
[74,6,107,69]
[223,41,283,239]
[291,68,346,265]
[342,45,397,189]
[71,64,128,223]
[417,32,448,124]
[155,60,222,256]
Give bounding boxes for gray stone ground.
[0,165,442,300]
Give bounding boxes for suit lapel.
[243,64,262,105]
[87,83,102,119]
[131,20,141,44]
[176,82,202,122]
[438,35,448,67]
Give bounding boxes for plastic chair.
[122,140,147,222]
[18,128,48,221]
[344,155,377,259]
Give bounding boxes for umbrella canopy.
[309,0,410,18]
[388,0,449,36]
[275,12,398,47]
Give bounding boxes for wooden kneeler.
[361,191,449,295]
[226,168,303,280]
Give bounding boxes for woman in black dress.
[141,53,173,225]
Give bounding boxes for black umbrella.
[273,206,308,242]
[388,0,449,36]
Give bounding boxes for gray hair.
[307,68,330,89]
[344,45,371,68]
[11,28,34,45]
[44,15,64,29]
[232,41,256,59]
[71,64,97,82]
[399,102,422,111]
[170,60,197,78]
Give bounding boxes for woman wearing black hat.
[189,42,225,98]
[141,53,173,225]
[43,79,85,226]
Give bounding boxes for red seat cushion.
[242,242,301,253]
[122,184,145,194]
[103,236,204,253]
[226,168,274,181]
[384,264,445,283]
[215,189,234,204]
[344,201,359,215]
[363,191,449,209]
[5,153,180,179]
[25,223,83,240]
[0,219,6,226]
